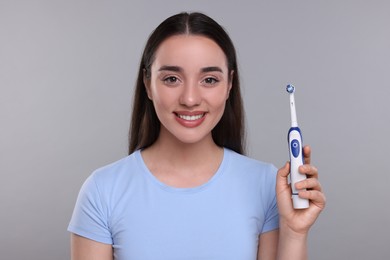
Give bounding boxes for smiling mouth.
[176,113,205,121]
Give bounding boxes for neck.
[140,129,224,188]
[146,131,222,166]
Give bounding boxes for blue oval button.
[291,139,300,158]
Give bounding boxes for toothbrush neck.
[290,107,299,127]
[291,121,298,127]
[290,94,298,127]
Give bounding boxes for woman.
[68,12,325,260]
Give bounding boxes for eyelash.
[161,76,220,86]
[202,77,219,85]
[163,76,180,85]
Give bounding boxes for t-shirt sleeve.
[261,165,280,233]
[67,173,113,244]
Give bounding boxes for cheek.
[150,86,176,110]
[207,90,229,109]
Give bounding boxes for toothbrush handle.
[288,127,309,209]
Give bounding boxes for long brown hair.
[129,12,245,155]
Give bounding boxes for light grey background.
[1,0,389,259]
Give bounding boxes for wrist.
[279,219,309,241]
[277,220,308,260]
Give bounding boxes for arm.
[256,229,308,260]
[275,146,326,260]
[257,230,278,260]
[71,234,113,260]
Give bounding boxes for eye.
[163,76,180,85]
[203,77,219,85]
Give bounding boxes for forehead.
[152,35,228,71]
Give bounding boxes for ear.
[143,69,152,100]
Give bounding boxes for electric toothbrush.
[286,84,309,209]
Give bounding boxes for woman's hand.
[276,145,326,236]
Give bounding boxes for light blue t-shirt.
[68,148,279,260]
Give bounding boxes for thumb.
[276,162,294,213]
[277,161,290,190]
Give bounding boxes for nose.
[179,81,201,107]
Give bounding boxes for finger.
[303,145,311,165]
[299,164,319,179]
[298,190,326,210]
[277,162,290,186]
[276,162,295,212]
[295,178,322,191]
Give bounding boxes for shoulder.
[222,148,278,195]
[224,148,277,177]
[82,151,144,196]
[91,151,140,181]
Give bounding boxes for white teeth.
[178,114,204,121]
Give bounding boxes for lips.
[174,112,206,127]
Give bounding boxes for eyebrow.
[158,65,182,72]
[158,65,223,73]
[201,66,223,73]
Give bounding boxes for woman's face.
[145,35,232,146]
